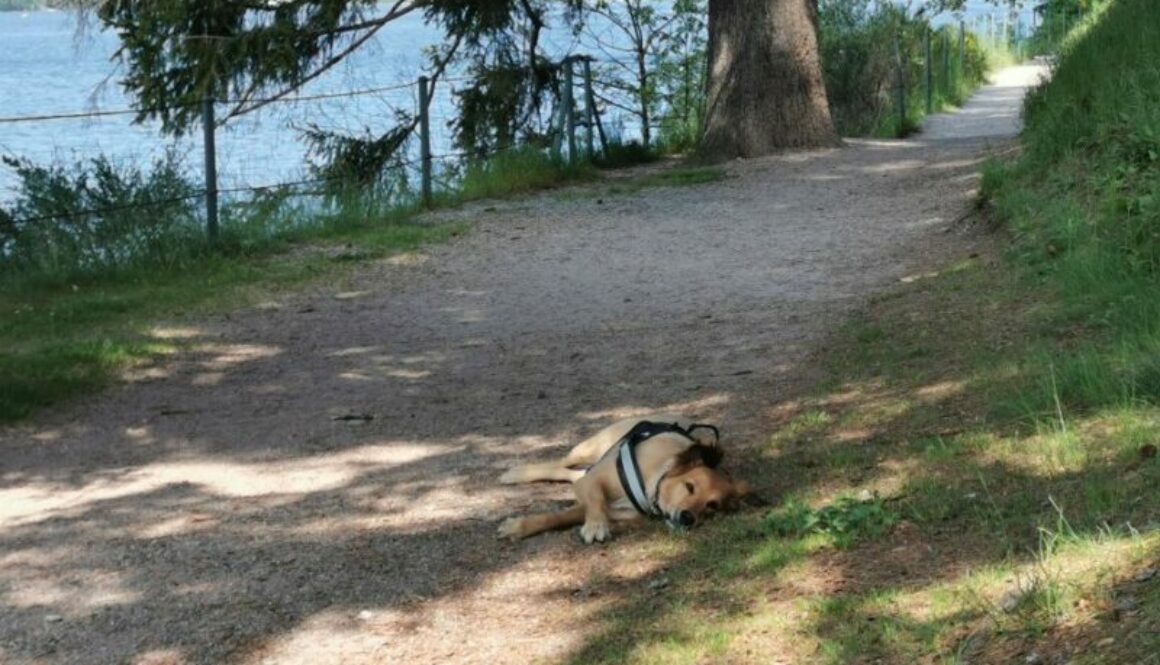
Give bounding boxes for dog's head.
[654,444,754,529]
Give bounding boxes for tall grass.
[0,151,203,279]
[1027,0,1094,56]
[987,0,1160,415]
[452,147,596,201]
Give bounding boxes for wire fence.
[0,52,620,244]
[0,81,440,126]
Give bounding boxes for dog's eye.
[706,500,720,512]
[684,482,695,494]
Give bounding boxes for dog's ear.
[731,480,769,508]
[677,443,724,469]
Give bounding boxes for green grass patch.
[450,148,598,202]
[0,219,457,422]
[635,167,725,188]
[984,0,1160,418]
[765,495,900,549]
[598,166,727,198]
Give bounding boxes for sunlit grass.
[0,220,458,422]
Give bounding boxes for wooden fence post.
[894,30,906,136]
[201,96,218,242]
[582,58,596,158]
[563,59,576,164]
[925,27,933,115]
[550,76,564,159]
[418,75,432,208]
[959,20,966,79]
[942,32,950,95]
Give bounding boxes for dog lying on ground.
[497,414,753,543]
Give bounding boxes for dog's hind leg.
[497,504,586,540]
[499,462,585,485]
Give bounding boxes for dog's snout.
[677,510,696,527]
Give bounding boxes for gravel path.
[0,65,1047,665]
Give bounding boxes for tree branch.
[220,1,420,122]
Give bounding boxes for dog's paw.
[579,520,611,544]
[498,468,524,485]
[496,517,526,540]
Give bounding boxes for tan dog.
[497,414,752,543]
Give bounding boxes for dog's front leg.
[497,504,585,540]
[574,475,612,544]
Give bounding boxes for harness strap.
[611,420,720,518]
[684,423,720,449]
[616,438,655,516]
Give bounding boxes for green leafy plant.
[765,495,900,549]
[0,150,200,279]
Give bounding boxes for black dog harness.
[608,420,721,518]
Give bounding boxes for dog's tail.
[499,462,584,485]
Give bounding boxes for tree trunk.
[700,0,838,160]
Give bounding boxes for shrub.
[0,150,201,279]
[765,495,900,549]
[818,1,994,137]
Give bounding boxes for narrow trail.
[0,65,1047,665]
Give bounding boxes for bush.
[0,150,201,279]
[818,1,994,137]
[593,137,660,169]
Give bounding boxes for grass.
[983,0,1159,418]
[597,166,727,198]
[0,217,459,422]
[449,148,598,202]
[765,495,901,549]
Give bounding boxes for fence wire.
[0,81,426,126]
[1,60,587,229]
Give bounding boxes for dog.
[497,414,753,543]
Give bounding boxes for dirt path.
[0,65,1047,665]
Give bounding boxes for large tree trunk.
[700,0,838,160]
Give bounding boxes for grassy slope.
[563,2,1159,662]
